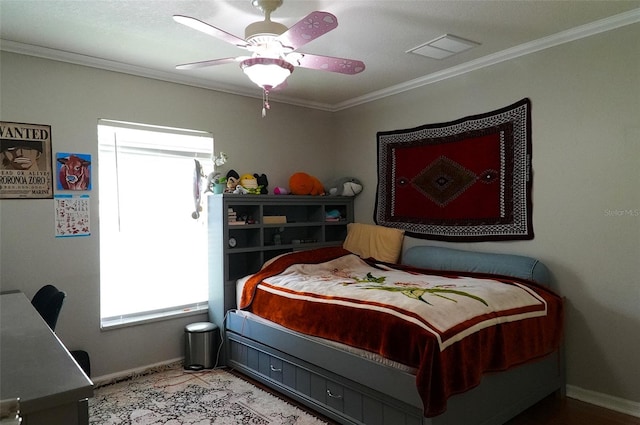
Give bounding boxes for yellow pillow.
[343,223,405,263]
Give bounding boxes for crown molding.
[332,8,640,111]
[2,8,638,112]
[0,39,264,99]
[0,39,336,111]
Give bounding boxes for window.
[98,120,213,328]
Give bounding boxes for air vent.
[407,34,480,59]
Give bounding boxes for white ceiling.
[1,1,639,111]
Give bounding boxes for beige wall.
[0,52,336,377]
[1,20,639,408]
[334,23,640,404]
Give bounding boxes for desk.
[0,292,93,425]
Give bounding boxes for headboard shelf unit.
[207,194,354,355]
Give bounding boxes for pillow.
[343,223,405,263]
[402,246,551,284]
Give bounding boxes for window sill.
[101,303,208,331]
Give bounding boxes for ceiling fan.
[173,0,365,115]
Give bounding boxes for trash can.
[184,322,219,370]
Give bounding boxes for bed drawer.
[228,333,423,425]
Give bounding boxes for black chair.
[71,350,91,377]
[31,284,91,377]
[31,284,66,332]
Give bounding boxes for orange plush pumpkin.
[289,172,325,196]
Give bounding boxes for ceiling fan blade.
[176,57,241,70]
[290,53,365,75]
[276,11,338,51]
[173,15,249,48]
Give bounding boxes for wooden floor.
[505,395,640,425]
[306,394,640,425]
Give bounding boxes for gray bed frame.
[225,245,565,425]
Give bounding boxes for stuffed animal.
[226,176,239,191]
[240,173,258,190]
[273,186,289,195]
[254,173,269,194]
[289,172,325,196]
[329,177,363,196]
[225,170,240,192]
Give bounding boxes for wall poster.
[56,152,92,191]
[54,194,90,237]
[0,121,53,199]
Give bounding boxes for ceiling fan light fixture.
[174,1,363,116]
[245,20,288,42]
[241,57,294,90]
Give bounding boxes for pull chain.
[262,89,271,118]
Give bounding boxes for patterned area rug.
[89,365,328,425]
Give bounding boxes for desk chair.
[31,285,91,377]
[31,284,66,332]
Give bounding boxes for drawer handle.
[270,365,282,373]
[326,389,343,399]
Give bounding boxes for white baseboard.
[92,357,184,388]
[566,385,640,418]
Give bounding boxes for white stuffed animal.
[329,177,363,196]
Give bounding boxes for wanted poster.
[0,121,53,199]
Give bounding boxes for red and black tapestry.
[375,98,533,241]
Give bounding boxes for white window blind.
[98,120,213,328]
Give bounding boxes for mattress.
[235,276,418,374]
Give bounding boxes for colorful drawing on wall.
[56,153,92,191]
[0,121,53,199]
[54,194,90,237]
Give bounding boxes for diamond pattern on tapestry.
[414,156,477,207]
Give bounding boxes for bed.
[224,225,564,425]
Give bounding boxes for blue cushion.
[401,246,550,284]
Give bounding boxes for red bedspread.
[239,247,563,417]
